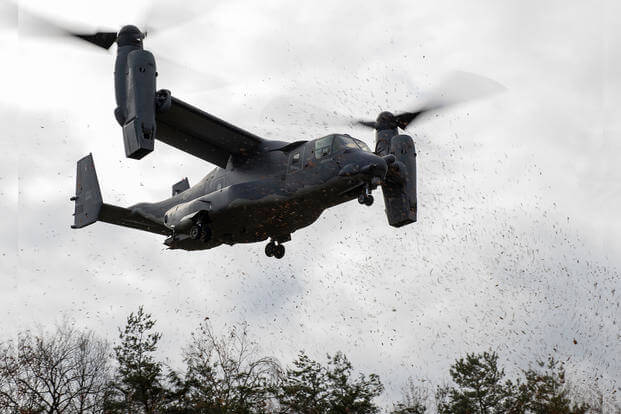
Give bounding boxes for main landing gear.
[189,222,211,242]
[358,185,374,206]
[265,240,285,259]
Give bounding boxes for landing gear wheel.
[265,241,276,257]
[189,225,202,240]
[200,226,212,242]
[358,194,374,206]
[273,244,285,259]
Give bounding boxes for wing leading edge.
[156,97,264,168]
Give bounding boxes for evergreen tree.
[275,351,329,414]
[514,358,590,414]
[276,351,383,414]
[436,351,510,414]
[106,306,164,414]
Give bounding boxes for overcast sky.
[1,0,619,408]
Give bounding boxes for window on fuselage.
[290,151,302,171]
[314,135,334,159]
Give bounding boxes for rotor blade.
[16,0,211,50]
[394,104,446,129]
[260,96,357,129]
[397,71,506,129]
[17,5,119,51]
[139,0,214,36]
[156,55,230,93]
[72,31,117,49]
[357,120,377,129]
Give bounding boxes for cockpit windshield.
[314,134,373,159]
[334,135,359,151]
[334,134,372,152]
[353,138,371,152]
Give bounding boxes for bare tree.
[391,378,430,414]
[0,339,21,412]
[0,324,111,413]
[168,321,281,413]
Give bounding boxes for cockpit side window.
[314,135,334,159]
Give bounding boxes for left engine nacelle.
[112,26,162,160]
[120,50,157,159]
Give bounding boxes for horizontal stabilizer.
[71,154,171,236]
[99,204,170,235]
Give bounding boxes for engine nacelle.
[381,134,417,227]
[120,50,157,159]
[112,26,161,160]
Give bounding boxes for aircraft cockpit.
[314,134,372,160]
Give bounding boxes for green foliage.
[435,352,595,414]
[2,310,613,414]
[106,306,164,414]
[391,401,427,414]
[514,358,590,414]
[436,351,509,414]
[275,351,384,414]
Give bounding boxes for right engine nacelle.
[381,134,417,227]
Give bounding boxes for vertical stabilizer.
[71,154,103,228]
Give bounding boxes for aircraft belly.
[169,175,361,251]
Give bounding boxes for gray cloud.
[2,0,620,408]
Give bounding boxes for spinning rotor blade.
[72,31,118,49]
[17,0,208,50]
[17,6,123,50]
[357,71,506,130]
[260,95,357,129]
[17,3,227,91]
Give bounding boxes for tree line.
[0,307,616,413]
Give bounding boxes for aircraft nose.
[359,153,388,179]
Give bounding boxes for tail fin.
[70,154,171,236]
[71,154,103,228]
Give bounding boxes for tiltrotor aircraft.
[64,25,495,258]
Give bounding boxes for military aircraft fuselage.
[130,134,388,251]
[70,25,419,259]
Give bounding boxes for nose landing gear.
[265,240,286,259]
[358,185,374,206]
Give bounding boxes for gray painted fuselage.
[131,136,385,250]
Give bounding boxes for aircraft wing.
[156,96,264,168]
